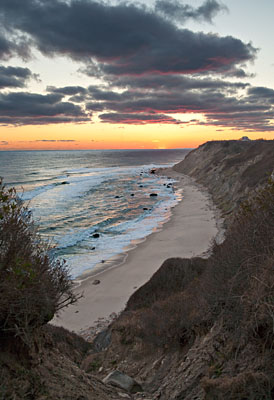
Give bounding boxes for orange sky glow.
[1,123,272,151]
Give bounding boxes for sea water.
[0,149,189,278]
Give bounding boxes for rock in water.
[150,193,158,197]
[103,370,143,393]
[93,233,100,238]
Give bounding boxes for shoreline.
[52,169,222,335]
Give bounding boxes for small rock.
[150,169,156,174]
[150,193,158,197]
[91,247,96,250]
[115,195,120,198]
[61,181,69,185]
[93,280,100,285]
[93,233,100,238]
[101,260,105,263]
[131,193,135,196]
[118,393,131,399]
[92,328,112,352]
[103,370,143,393]
[139,185,143,188]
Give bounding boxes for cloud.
[0,30,31,61]
[107,74,249,91]
[0,34,13,60]
[0,65,35,88]
[247,86,274,102]
[0,0,255,77]
[0,0,272,132]
[82,77,274,131]
[0,91,89,125]
[47,85,87,96]
[155,0,228,24]
[99,112,183,124]
[0,140,8,145]
[35,139,77,142]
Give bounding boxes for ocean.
[0,149,189,278]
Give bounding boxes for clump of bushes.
[206,177,274,340]
[0,180,79,346]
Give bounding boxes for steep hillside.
[87,141,274,400]
[173,140,274,215]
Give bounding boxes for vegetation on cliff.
[0,180,79,346]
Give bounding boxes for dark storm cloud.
[0,0,255,76]
[0,91,89,125]
[155,0,228,24]
[0,65,34,88]
[99,113,183,124]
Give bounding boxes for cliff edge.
[174,139,274,215]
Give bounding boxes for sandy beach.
[53,170,221,334]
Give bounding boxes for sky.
[0,0,274,150]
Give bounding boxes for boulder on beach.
[92,279,100,285]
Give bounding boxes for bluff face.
[174,140,274,215]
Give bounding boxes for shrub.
[0,180,79,346]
